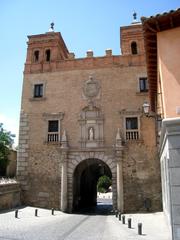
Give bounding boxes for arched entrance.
[73,158,112,212]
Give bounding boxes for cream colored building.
[142,8,180,240]
[17,19,161,213]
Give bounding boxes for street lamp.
[142,102,150,116]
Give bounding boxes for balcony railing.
[47,132,59,142]
[126,130,139,140]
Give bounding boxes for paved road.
[0,204,171,240]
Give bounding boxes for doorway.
[73,158,112,214]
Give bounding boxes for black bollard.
[115,210,118,218]
[51,208,55,215]
[118,212,122,221]
[15,210,18,218]
[138,223,142,235]
[128,218,132,228]
[35,209,38,217]
[122,215,125,224]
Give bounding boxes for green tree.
[0,123,15,176]
[97,175,112,193]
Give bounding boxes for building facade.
[17,20,161,213]
[142,9,180,240]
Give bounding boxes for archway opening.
[73,158,112,214]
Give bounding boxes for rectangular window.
[48,120,59,142]
[126,117,138,129]
[48,120,58,132]
[34,84,43,98]
[125,117,139,140]
[139,77,148,92]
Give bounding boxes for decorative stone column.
[115,128,124,211]
[60,130,68,212]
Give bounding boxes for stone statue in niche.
[89,127,94,140]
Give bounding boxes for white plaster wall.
[160,118,180,240]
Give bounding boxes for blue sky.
[0,0,179,146]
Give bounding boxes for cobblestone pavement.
[0,205,171,240]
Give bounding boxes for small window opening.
[139,77,148,92]
[34,84,43,98]
[48,120,59,142]
[45,49,51,62]
[131,42,138,55]
[126,117,138,130]
[48,120,59,132]
[34,50,39,62]
[125,117,139,140]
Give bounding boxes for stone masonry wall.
[0,183,20,210]
[123,143,161,212]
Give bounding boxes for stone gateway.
[17,19,161,213]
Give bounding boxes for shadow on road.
[73,198,113,215]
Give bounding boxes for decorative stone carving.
[116,128,122,147]
[79,105,104,148]
[61,130,68,148]
[83,76,100,99]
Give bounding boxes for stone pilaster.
[116,149,124,212]
[115,128,124,211]
[17,111,29,192]
[60,149,68,212]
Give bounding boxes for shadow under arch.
[72,158,113,214]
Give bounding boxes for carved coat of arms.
[83,76,100,98]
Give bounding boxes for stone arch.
[67,151,117,212]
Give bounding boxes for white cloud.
[0,114,19,147]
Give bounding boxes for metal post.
[52,208,55,215]
[15,210,18,218]
[35,209,38,217]
[122,215,125,224]
[115,210,118,218]
[118,212,121,221]
[128,218,132,228]
[138,223,142,235]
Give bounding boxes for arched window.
[131,42,138,55]
[45,49,51,62]
[33,50,39,62]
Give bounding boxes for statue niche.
[88,127,94,141]
[79,105,104,148]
